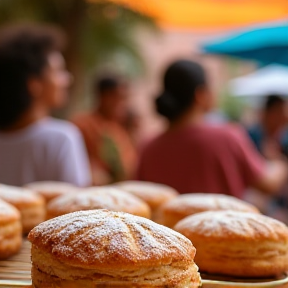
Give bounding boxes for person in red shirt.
[136,60,287,198]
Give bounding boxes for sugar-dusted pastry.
[115,181,178,219]
[156,193,259,228]
[0,184,45,234]
[28,209,200,288]
[24,181,79,203]
[175,211,288,277]
[0,198,22,259]
[46,186,151,219]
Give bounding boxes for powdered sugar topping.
[29,209,194,268]
[0,184,41,204]
[0,198,19,218]
[115,181,178,205]
[175,210,288,240]
[47,187,150,216]
[164,193,258,213]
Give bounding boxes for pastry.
[115,181,178,219]
[0,184,45,234]
[0,199,22,259]
[46,186,151,219]
[28,209,200,288]
[24,181,79,203]
[175,210,288,277]
[156,193,259,228]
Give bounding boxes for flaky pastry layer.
[0,220,22,259]
[31,245,199,286]
[31,260,200,288]
[21,205,46,234]
[175,211,288,277]
[156,193,259,228]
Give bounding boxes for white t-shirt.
[0,117,91,187]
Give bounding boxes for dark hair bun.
[155,91,182,121]
[155,60,206,122]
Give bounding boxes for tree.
[0,0,156,113]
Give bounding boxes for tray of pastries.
[1,185,288,288]
[0,239,31,287]
[201,274,288,288]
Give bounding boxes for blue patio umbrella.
[203,24,288,66]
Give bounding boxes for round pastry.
[175,211,288,278]
[115,181,178,218]
[24,181,79,203]
[46,186,151,219]
[156,193,259,228]
[0,199,22,259]
[0,184,45,234]
[28,210,200,288]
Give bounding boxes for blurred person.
[136,60,287,198]
[0,24,91,187]
[204,109,227,124]
[121,108,143,147]
[247,95,288,159]
[245,95,288,223]
[71,74,137,185]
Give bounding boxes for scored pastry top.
[115,181,178,209]
[162,193,259,215]
[28,209,195,270]
[47,186,151,218]
[175,210,288,241]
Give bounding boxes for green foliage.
[0,0,157,76]
[0,0,157,112]
[218,58,250,122]
[219,90,245,122]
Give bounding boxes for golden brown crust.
[156,193,259,228]
[0,199,22,259]
[28,210,195,270]
[175,211,288,277]
[0,184,44,208]
[0,184,45,234]
[115,181,178,210]
[31,263,200,288]
[0,198,20,225]
[46,187,151,219]
[29,210,200,287]
[0,221,22,259]
[24,181,79,202]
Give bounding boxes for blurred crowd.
[1,24,288,223]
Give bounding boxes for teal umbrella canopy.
[203,24,288,66]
